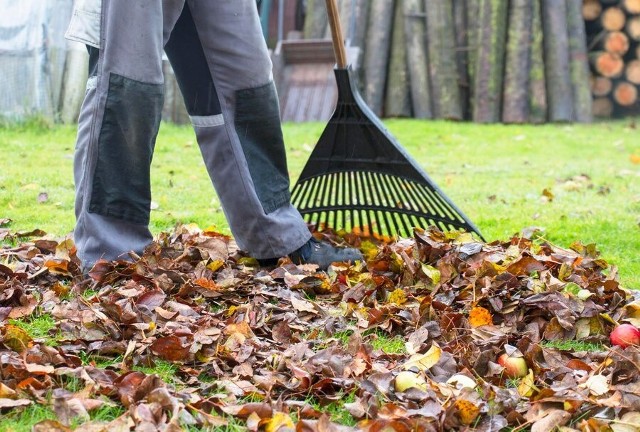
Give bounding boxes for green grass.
[9,314,59,346]
[132,359,180,387]
[0,119,638,287]
[307,392,358,426]
[364,329,407,354]
[0,400,123,432]
[540,339,606,352]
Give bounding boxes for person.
[65,0,362,271]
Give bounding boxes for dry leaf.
[531,410,571,432]
[403,344,442,372]
[455,399,480,425]
[582,374,610,397]
[2,324,33,352]
[468,306,493,327]
[264,412,295,432]
[518,369,538,398]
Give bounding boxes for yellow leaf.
[207,259,225,272]
[518,369,537,398]
[264,412,294,432]
[237,257,259,267]
[599,313,619,326]
[403,344,442,372]
[455,399,480,425]
[468,306,493,327]
[360,240,379,261]
[631,154,640,164]
[388,288,407,305]
[2,324,33,353]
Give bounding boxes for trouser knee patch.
[89,73,163,224]
[235,82,291,214]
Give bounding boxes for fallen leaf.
[0,398,31,408]
[264,412,295,432]
[518,369,537,398]
[531,410,571,432]
[2,324,34,352]
[403,344,442,372]
[150,336,190,361]
[582,374,610,397]
[468,306,493,327]
[455,399,480,425]
[388,288,407,305]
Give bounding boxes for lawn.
[1,117,640,431]
[1,118,638,287]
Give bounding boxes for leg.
[73,0,183,268]
[164,0,311,259]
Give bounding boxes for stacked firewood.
[584,0,640,118]
[303,0,593,123]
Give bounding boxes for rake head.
[291,170,479,240]
[291,67,483,241]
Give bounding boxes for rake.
[290,0,483,241]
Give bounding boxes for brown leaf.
[530,410,571,432]
[32,420,72,432]
[150,335,190,361]
[114,371,146,407]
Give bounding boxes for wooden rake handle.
[325,0,348,68]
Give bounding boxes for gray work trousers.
[71,0,311,266]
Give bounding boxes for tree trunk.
[566,0,592,123]
[403,0,432,118]
[303,0,328,39]
[626,60,640,84]
[529,0,547,123]
[603,31,630,55]
[351,0,371,49]
[591,51,625,77]
[363,0,395,117]
[591,76,613,96]
[582,0,602,21]
[502,0,533,123]
[385,0,411,117]
[453,0,471,120]
[623,0,640,14]
[627,17,640,41]
[592,97,613,117]
[601,7,626,32]
[425,0,462,119]
[472,0,508,123]
[542,0,573,122]
[613,81,638,106]
[350,0,371,91]
[59,42,89,124]
[466,0,480,110]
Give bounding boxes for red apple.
[610,324,640,348]
[497,353,528,378]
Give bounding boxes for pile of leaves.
[2,222,640,431]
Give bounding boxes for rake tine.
[414,183,451,220]
[299,177,318,211]
[400,178,429,214]
[421,186,462,222]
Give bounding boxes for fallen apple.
[610,323,640,348]
[497,353,528,379]
[394,370,428,392]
